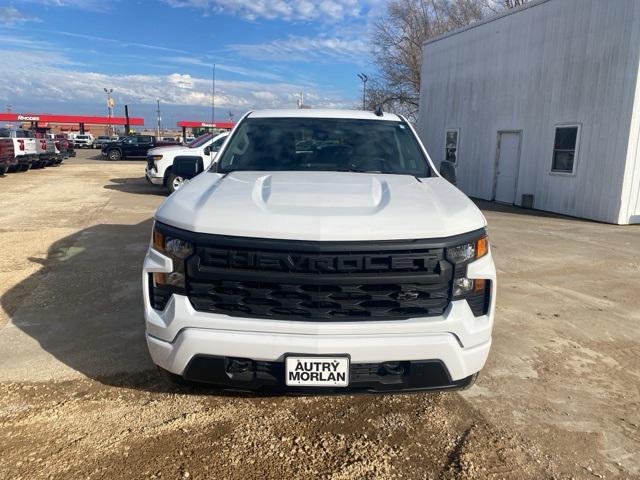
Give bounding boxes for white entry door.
[494,131,521,204]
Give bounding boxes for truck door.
[137,136,154,157]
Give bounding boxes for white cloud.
[0,49,352,111]
[21,0,118,11]
[165,56,285,82]
[0,7,42,25]
[167,73,194,89]
[228,34,369,63]
[45,30,188,53]
[164,0,362,22]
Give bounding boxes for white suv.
[143,109,496,393]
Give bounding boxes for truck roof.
[248,109,402,121]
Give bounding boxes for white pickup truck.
[143,109,496,393]
[145,132,228,193]
[73,134,94,149]
[0,128,40,171]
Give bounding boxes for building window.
[551,125,580,173]
[445,129,459,164]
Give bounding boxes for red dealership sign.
[177,121,235,129]
[0,113,144,126]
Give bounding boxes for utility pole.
[297,92,304,109]
[124,104,130,136]
[211,64,216,129]
[6,104,11,113]
[228,111,234,122]
[104,88,114,135]
[156,99,162,137]
[357,73,368,110]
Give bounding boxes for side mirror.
[439,161,457,185]
[172,155,204,180]
[203,146,211,155]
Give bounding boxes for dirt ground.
[0,150,638,480]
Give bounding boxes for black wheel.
[167,172,185,193]
[20,164,30,172]
[107,149,122,161]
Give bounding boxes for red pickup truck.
[0,139,17,175]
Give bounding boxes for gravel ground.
[0,151,638,479]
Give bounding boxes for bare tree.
[503,0,528,8]
[367,0,525,121]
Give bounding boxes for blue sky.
[0,0,385,127]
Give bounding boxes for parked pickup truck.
[102,135,179,161]
[34,136,57,167]
[0,128,39,172]
[0,138,16,175]
[54,134,73,159]
[145,132,228,193]
[143,109,496,393]
[73,134,94,149]
[93,135,113,149]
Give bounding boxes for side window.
[125,137,137,145]
[445,129,459,164]
[139,136,152,144]
[211,136,226,152]
[551,125,579,173]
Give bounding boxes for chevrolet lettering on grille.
[202,249,440,273]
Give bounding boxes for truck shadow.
[0,219,184,393]
[104,177,168,197]
[0,219,300,397]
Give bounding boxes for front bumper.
[143,247,496,392]
[145,168,164,185]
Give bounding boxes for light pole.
[156,99,162,137]
[357,73,368,110]
[104,88,114,135]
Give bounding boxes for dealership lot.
[0,150,638,479]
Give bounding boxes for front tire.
[167,172,185,193]
[107,149,122,161]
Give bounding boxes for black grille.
[146,156,155,171]
[184,239,455,321]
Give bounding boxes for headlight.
[151,155,163,161]
[446,235,488,264]
[447,235,491,316]
[150,225,194,309]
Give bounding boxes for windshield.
[187,133,213,148]
[216,118,432,177]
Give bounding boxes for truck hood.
[148,145,190,155]
[155,171,486,241]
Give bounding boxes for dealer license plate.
[285,356,350,387]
